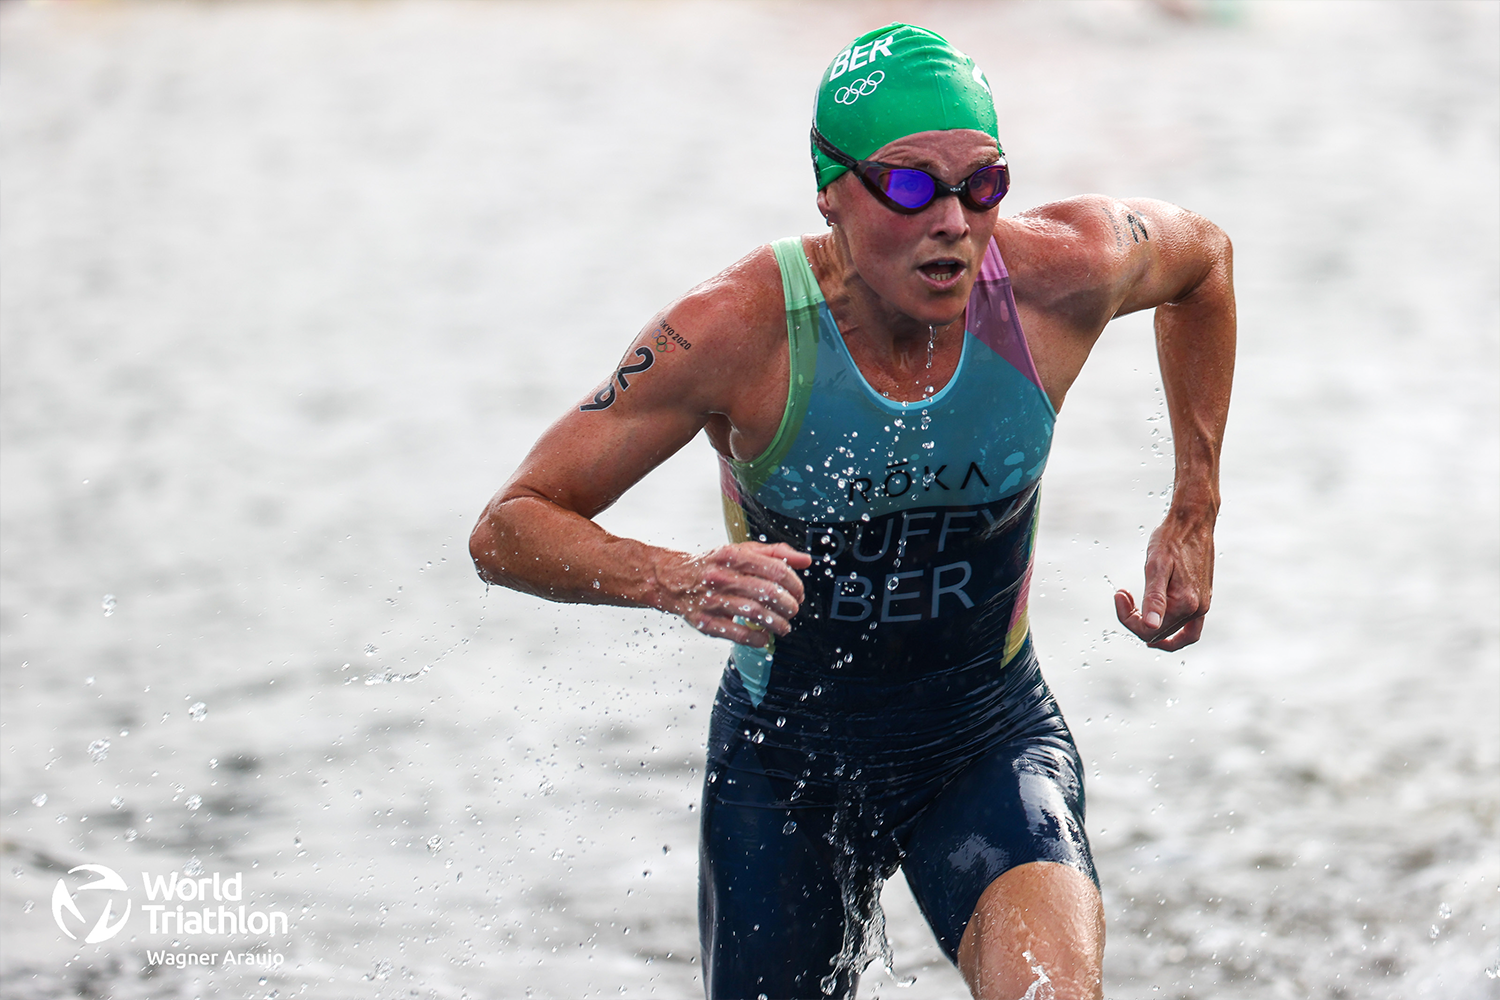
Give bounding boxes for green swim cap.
[812,24,999,190]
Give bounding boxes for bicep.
[501,329,711,520]
[493,243,782,521]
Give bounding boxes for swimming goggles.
[812,125,1009,215]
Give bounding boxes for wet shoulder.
[995,197,1138,332]
[998,197,1125,290]
[660,243,787,365]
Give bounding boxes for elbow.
[1199,218,1233,282]
[1211,225,1233,276]
[468,512,509,587]
[1173,219,1234,306]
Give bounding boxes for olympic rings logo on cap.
[834,71,884,106]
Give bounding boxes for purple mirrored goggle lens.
[868,163,1009,213]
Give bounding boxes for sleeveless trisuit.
[700,236,1095,998]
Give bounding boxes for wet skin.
[470,128,1235,998]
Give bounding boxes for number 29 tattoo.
[579,346,654,411]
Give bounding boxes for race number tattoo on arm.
[580,346,655,411]
[1125,211,1149,243]
[580,317,695,412]
[614,347,654,389]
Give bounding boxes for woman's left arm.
[1110,199,1236,650]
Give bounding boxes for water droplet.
[183,857,204,876]
[782,820,798,835]
[32,793,47,806]
[185,794,202,812]
[776,716,787,727]
[110,796,124,809]
[1438,902,1453,919]
[750,731,766,744]
[87,739,110,763]
[188,702,207,722]
[364,643,378,657]
[101,595,116,617]
[125,828,138,842]
[22,900,34,913]
[427,835,443,853]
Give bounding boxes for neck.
[806,231,969,402]
[812,230,966,355]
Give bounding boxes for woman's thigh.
[900,733,1096,961]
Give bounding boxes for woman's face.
[818,129,1002,329]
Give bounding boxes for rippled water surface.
[2,2,1497,997]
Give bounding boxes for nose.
[926,191,970,241]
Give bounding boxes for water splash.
[360,635,467,685]
[1019,949,1052,1000]
[817,805,915,996]
[364,664,432,686]
[817,864,914,994]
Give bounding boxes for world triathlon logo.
[52,864,132,943]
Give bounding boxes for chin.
[910,286,973,326]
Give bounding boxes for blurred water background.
[2,1,1496,997]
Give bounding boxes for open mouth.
[917,259,964,283]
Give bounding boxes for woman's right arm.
[469,250,811,647]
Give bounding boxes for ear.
[816,187,836,226]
